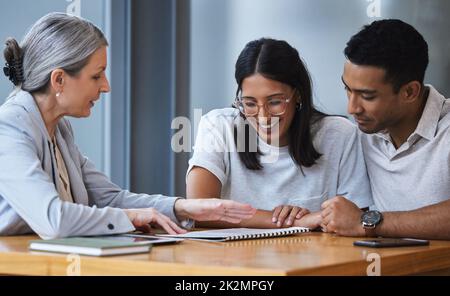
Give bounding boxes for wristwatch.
[361,210,383,236]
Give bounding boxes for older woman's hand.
[123,208,187,234]
[174,198,256,224]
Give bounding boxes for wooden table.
[1,233,450,275]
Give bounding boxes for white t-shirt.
[187,108,373,212]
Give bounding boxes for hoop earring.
[296,103,303,111]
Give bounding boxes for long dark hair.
[234,38,327,170]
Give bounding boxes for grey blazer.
[0,90,179,239]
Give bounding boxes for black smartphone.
[353,238,429,248]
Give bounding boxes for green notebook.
[29,235,154,256]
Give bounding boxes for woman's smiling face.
[240,73,298,146]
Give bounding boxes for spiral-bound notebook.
[157,227,310,242]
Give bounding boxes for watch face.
[363,211,382,225]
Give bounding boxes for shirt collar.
[411,85,445,141]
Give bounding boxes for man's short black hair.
[344,19,429,93]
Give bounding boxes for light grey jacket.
[0,90,179,239]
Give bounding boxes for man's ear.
[49,69,65,93]
[401,81,422,104]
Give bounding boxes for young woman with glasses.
[186,38,372,229]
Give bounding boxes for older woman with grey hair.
[0,12,255,239]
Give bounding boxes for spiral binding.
[224,227,309,241]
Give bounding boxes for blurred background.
[0,0,449,196]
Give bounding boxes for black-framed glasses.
[233,90,297,116]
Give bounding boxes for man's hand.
[320,196,365,237]
[124,208,187,235]
[271,205,310,227]
[174,198,256,224]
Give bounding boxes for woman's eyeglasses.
[233,90,296,117]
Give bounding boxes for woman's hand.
[293,211,322,230]
[124,208,187,235]
[272,205,310,227]
[174,198,256,224]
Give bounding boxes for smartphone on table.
[353,238,429,248]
